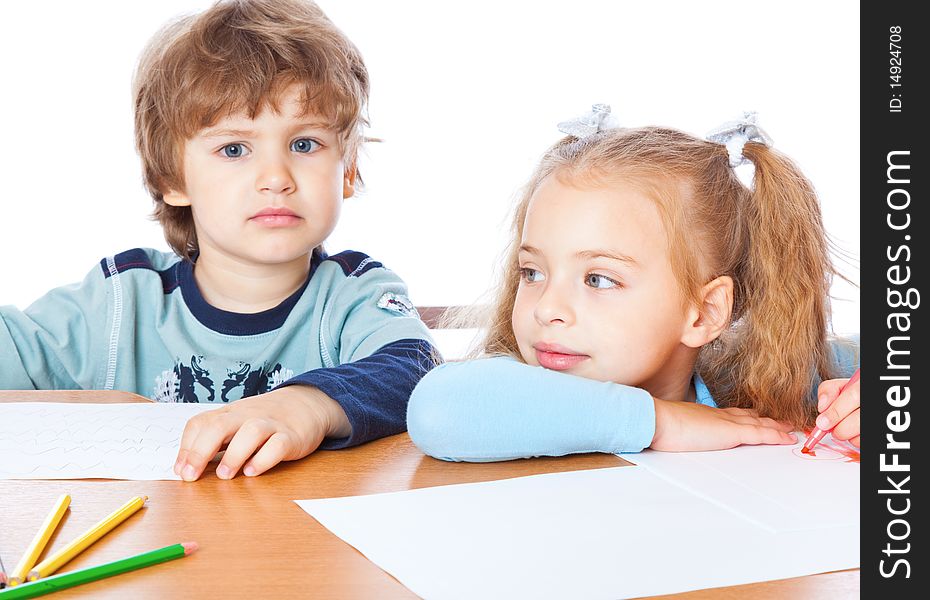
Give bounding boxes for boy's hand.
[651,398,796,452]
[815,376,861,448]
[173,386,351,481]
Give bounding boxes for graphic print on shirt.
[153,357,294,403]
[181,355,215,402]
[376,292,419,318]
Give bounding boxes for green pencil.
[0,542,197,599]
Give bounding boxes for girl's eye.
[291,138,320,153]
[520,267,545,283]
[220,143,248,158]
[585,273,620,289]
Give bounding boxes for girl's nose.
[533,283,575,326]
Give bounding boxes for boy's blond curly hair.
[133,0,369,260]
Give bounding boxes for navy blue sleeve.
[279,338,439,449]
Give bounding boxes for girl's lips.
[534,348,589,371]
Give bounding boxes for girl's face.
[512,175,696,397]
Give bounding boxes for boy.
[0,0,437,481]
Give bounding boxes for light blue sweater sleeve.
[407,357,656,462]
[0,264,109,390]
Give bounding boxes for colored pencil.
[8,495,72,587]
[0,542,197,600]
[801,368,861,454]
[26,496,147,581]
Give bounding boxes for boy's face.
[164,85,354,267]
[511,175,694,398]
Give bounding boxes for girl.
[407,108,859,461]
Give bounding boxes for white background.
[0,1,859,338]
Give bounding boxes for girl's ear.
[681,275,734,348]
[343,163,357,199]
[163,190,191,207]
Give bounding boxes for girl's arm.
[407,356,656,462]
[409,336,859,462]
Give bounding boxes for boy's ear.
[343,164,357,200]
[680,275,734,349]
[163,190,192,207]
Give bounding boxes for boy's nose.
[533,283,575,326]
[256,160,296,195]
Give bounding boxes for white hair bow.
[705,112,773,167]
[557,103,617,138]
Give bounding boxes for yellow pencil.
[8,494,72,587]
[26,496,147,582]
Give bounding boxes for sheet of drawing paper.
[624,432,860,532]
[0,402,216,480]
[296,466,858,599]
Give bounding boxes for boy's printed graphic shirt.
[0,248,437,448]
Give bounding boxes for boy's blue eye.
[291,138,320,153]
[221,143,248,158]
[585,273,620,289]
[520,267,545,283]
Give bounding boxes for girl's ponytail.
[698,143,837,427]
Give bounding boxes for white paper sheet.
[624,432,860,533]
[296,466,859,599]
[0,402,216,480]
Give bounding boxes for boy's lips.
[250,207,302,227]
[533,342,589,371]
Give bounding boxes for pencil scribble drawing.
[0,402,215,480]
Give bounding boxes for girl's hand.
[173,386,351,481]
[651,398,796,452]
[815,376,861,448]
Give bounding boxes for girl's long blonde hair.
[479,126,839,428]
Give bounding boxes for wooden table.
[0,391,859,599]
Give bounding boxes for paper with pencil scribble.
[0,402,216,480]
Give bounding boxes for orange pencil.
[801,368,860,454]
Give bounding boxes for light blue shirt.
[1,248,437,448]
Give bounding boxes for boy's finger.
[174,417,205,475]
[179,417,238,481]
[216,419,275,479]
[815,382,861,431]
[848,435,860,448]
[830,410,860,443]
[242,431,294,477]
[175,407,230,474]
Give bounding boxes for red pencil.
[801,368,860,454]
